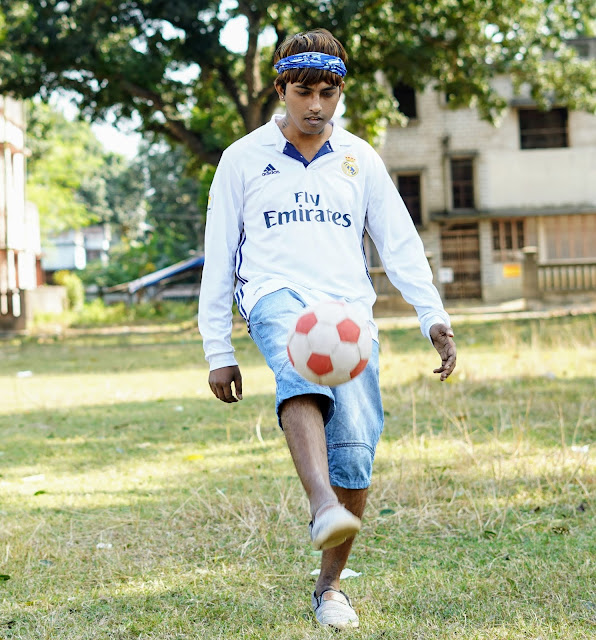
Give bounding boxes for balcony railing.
[538,261,596,293]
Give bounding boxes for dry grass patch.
[0,314,594,639]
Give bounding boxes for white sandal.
[309,502,361,550]
[312,588,359,629]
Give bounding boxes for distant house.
[0,96,44,331]
[41,223,111,277]
[373,38,596,309]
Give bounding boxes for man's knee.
[279,393,330,428]
[328,443,375,490]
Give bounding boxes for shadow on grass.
[3,529,595,639]
[0,392,283,475]
[2,402,594,637]
[1,375,594,476]
[380,374,595,443]
[0,332,260,377]
[3,312,593,378]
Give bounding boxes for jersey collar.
[259,114,351,151]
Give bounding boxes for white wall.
[1,98,28,250]
[481,148,596,209]
[42,244,87,272]
[1,97,41,321]
[380,78,596,216]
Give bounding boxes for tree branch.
[241,4,263,100]
[119,79,222,165]
[261,88,280,123]
[210,60,248,123]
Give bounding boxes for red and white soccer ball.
[286,301,372,386]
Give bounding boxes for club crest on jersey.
[341,154,359,177]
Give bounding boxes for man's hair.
[273,29,348,90]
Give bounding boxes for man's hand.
[208,365,243,403]
[429,323,457,381]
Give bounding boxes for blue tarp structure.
[107,254,204,294]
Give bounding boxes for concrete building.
[374,44,596,309]
[41,224,112,276]
[0,96,43,331]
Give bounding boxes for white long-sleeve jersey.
[198,116,450,370]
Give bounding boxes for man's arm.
[209,365,243,403]
[429,323,457,381]
[198,150,244,396]
[365,153,451,341]
[364,150,455,379]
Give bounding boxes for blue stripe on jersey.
[234,290,245,320]
[235,230,248,284]
[235,286,248,321]
[361,228,373,286]
[283,140,333,168]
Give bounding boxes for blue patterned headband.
[274,52,347,78]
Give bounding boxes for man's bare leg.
[279,394,337,518]
[280,395,368,588]
[315,486,368,596]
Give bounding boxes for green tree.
[26,101,148,239]
[2,1,594,160]
[26,101,205,283]
[101,151,147,238]
[26,101,108,237]
[80,138,209,288]
[136,140,209,258]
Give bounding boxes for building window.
[450,158,475,209]
[444,90,456,105]
[86,249,102,262]
[397,174,422,226]
[573,42,590,58]
[543,214,596,260]
[519,108,568,149]
[492,220,525,261]
[393,83,417,119]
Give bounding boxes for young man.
[198,29,456,630]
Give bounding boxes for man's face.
[277,81,344,137]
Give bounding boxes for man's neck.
[278,117,333,162]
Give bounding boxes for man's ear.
[338,81,345,96]
[274,79,285,101]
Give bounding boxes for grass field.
[1,313,594,639]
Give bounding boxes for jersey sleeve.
[198,151,244,369]
[364,151,450,340]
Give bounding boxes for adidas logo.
[262,163,280,176]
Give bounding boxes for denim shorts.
[248,288,384,489]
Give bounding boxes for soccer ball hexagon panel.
[287,301,372,386]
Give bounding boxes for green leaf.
[0,0,593,169]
